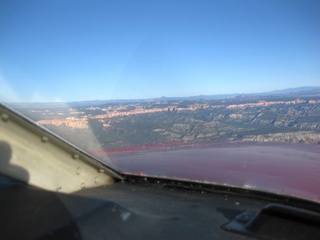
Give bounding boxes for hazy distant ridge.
[8,86,320,108]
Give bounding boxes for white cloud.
[29,93,66,103]
[30,92,46,102]
[53,97,64,103]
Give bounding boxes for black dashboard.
[1,174,320,240]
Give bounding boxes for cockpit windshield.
[1,0,320,203]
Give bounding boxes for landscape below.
[14,88,320,153]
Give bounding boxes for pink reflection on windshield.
[102,142,320,203]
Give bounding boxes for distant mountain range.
[7,86,320,108]
[260,86,320,95]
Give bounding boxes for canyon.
[17,93,320,152]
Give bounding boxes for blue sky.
[0,0,319,102]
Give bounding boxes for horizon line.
[4,85,320,104]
